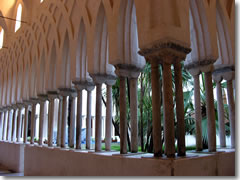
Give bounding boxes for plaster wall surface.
[0,141,24,173]
[24,145,235,176]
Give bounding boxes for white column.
[16,105,23,142]
[57,96,63,147]
[76,87,83,150]
[48,95,56,147]
[130,78,138,153]
[86,87,93,149]
[216,81,226,147]
[39,99,47,145]
[227,80,235,148]
[204,71,216,152]
[11,108,18,142]
[7,108,13,141]
[30,102,37,144]
[69,93,77,148]
[61,95,68,148]
[105,84,113,151]
[23,104,29,143]
[0,111,4,140]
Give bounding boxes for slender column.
[150,62,162,157]
[48,96,56,147]
[16,106,23,142]
[130,78,138,153]
[23,105,29,143]
[162,62,175,158]
[86,89,93,149]
[7,109,13,141]
[2,111,8,140]
[227,80,235,148]
[105,84,113,151]
[76,88,83,149]
[39,99,47,145]
[0,111,4,140]
[57,96,63,146]
[174,62,186,156]
[120,77,127,154]
[11,108,18,142]
[216,81,226,147]
[61,95,68,148]
[204,72,216,152]
[69,94,77,148]
[95,83,102,151]
[193,74,202,151]
[30,102,37,144]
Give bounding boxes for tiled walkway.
[0,165,23,176]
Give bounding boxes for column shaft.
[76,90,83,149]
[120,77,127,154]
[193,75,202,151]
[162,62,175,158]
[130,78,138,153]
[57,97,63,146]
[227,80,235,148]
[2,111,8,140]
[7,110,13,141]
[69,96,76,148]
[204,72,216,152]
[216,82,226,147]
[105,85,112,151]
[39,101,47,145]
[86,90,92,149]
[30,104,37,144]
[61,96,68,148]
[16,108,23,142]
[23,106,29,143]
[174,62,186,156]
[11,109,18,142]
[48,98,56,146]
[0,112,4,140]
[95,84,102,151]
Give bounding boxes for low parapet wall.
[0,141,25,173]
[24,145,235,176]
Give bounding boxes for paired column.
[30,100,38,144]
[86,86,94,149]
[119,77,127,154]
[11,107,18,142]
[16,104,24,142]
[174,62,186,156]
[227,80,235,148]
[193,74,203,151]
[0,111,4,140]
[216,80,226,147]
[162,62,175,158]
[204,71,216,152]
[150,61,162,157]
[48,94,58,147]
[6,108,13,141]
[69,93,77,148]
[105,81,115,151]
[38,97,48,145]
[60,92,69,148]
[23,103,30,143]
[57,96,63,147]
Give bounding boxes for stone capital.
[115,64,142,79]
[29,97,39,104]
[58,87,76,97]
[22,99,33,106]
[213,66,235,81]
[90,73,117,85]
[139,39,191,65]
[38,94,49,102]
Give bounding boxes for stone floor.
[0,165,23,176]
